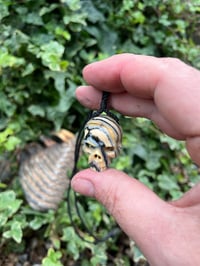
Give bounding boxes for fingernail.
[71,178,95,197]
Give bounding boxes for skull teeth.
[89,162,101,172]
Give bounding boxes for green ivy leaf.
[0,128,13,144]
[89,242,107,265]
[23,12,43,25]
[95,24,118,54]
[62,0,81,11]
[0,191,22,227]
[4,135,21,151]
[55,27,71,41]
[157,174,179,191]
[115,155,132,170]
[21,63,35,76]
[29,215,49,230]
[28,105,45,117]
[0,48,25,68]
[45,74,76,129]
[39,41,66,71]
[63,12,87,26]
[3,221,23,243]
[0,91,16,117]
[39,4,58,16]
[133,144,148,160]
[82,0,105,23]
[146,151,162,170]
[0,2,9,22]
[42,248,63,266]
[61,227,85,260]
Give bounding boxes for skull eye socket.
[85,143,95,149]
[104,147,114,152]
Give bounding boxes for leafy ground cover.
[1,0,200,265]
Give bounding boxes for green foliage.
[0,190,24,243]
[42,248,63,266]
[1,0,200,265]
[117,118,200,201]
[0,0,200,144]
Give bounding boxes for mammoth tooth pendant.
[82,114,122,172]
[19,130,76,211]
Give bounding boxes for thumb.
[71,169,173,259]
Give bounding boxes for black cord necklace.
[67,91,122,244]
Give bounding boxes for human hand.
[72,54,200,265]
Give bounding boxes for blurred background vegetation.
[0,0,200,265]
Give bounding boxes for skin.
[71,54,200,265]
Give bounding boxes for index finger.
[83,53,165,98]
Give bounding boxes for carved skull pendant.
[82,115,122,172]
